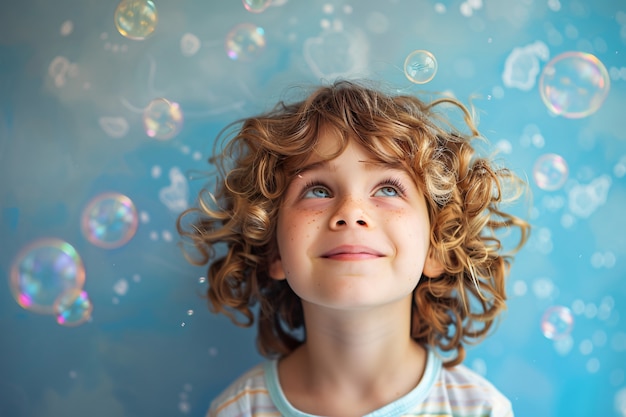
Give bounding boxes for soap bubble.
[225,23,266,61]
[533,153,569,191]
[242,0,272,13]
[81,192,138,249]
[9,238,85,314]
[54,288,93,327]
[143,98,184,140]
[404,50,438,84]
[541,305,574,340]
[114,0,158,40]
[539,51,610,118]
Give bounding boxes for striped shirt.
[208,349,513,417]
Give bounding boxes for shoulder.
[207,362,278,417]
[433,363,513,417]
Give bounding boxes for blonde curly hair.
[177,80,530,367]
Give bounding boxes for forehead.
[303,124,408,172]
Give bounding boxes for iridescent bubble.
[81,192,138,249]
[539,51,610,118]
[541,305,574,340]
[9,238,85,314]
[114,0,158,40]
[533,153,569,191]
[242,0,272,13]
[404,50,438,84]
[54,288,93,327]
[143,98,184,140]
[225,23,266,62]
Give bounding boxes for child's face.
[269,128,442,311]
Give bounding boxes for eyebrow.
[296,158,406,175]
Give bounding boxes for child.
[178,80,530,417]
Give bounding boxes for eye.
[373,178,407,197]
[303,182,332,199]
[375,186,399,197]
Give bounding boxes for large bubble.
[81,192,138,249]
[404,50,438,84]
[533,153,569,191]
[225,23,266,61]
[9,238,86,314]
[114,0,158,40]
[539,51,610,118]
[143,98,184,140]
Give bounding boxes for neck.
[278,296,427,416]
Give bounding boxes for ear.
[268,257,286,280]
[423,247,445,278]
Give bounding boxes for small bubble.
[592,330,607,347]
[533,153,569,191]
[224,23,266,62]
[178,401,191,414]
[586,357,600,373]
[404,50,438,84]
[162,230,173,242]
[541,305,574,340]
[512,280,527,296]
[81,193,138,249]
[143,98,184,141]
[114,0,158,40]
[579,339,593,355]
[553,334,574,356]
[60,20,74,36]
[187,309,194,316]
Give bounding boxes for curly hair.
[177,80,530,367]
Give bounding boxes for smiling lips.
[321,245,384,261]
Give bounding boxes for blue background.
[1,0,625,416]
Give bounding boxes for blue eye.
[303,185,331,198]
[375,186,399,197]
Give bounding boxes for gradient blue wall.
[1,0,625,416]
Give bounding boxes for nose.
[329,197,370,229]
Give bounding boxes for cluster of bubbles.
[113,1,186,142]
[10,193,139,326]
[539,51,610,118]
[10,239,90,326]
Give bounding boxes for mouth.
[321,245,384,260]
